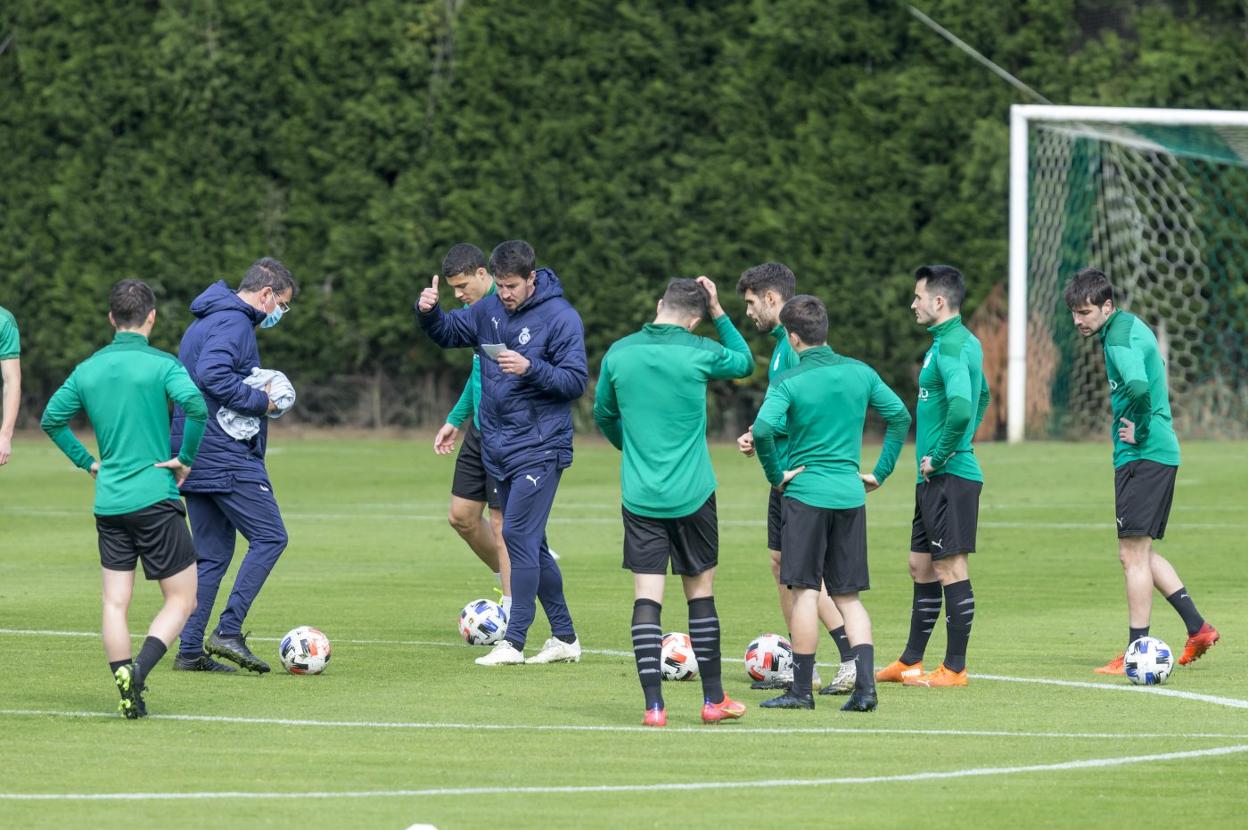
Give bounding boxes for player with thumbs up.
[417,240,587,667]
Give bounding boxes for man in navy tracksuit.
[171,258,298,673]
[418,240,584,666]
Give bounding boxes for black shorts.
[911,474,982,559]
[1115,460,1177,539]
[622,494,718,576]
[451,421,501,510]
[767,487,783,552]
[95,499,198,580]
[778,498,869,595]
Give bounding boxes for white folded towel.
[215,367,297,440]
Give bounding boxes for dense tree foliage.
[2,0,1245,430]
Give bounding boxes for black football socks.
[829,625,853,663]
[900,580,943,664]
[852,644,876,693]
[791,652,815,699]
[133,636,168,684]
[688,596,724,704]
[1165,586,1205,636]
[631,599,663,710]
[942,580,974,673]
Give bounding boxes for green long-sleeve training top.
[594,314,753,518]
[754,345,911,509]
[41,332,208,516]
[1098,308,1181,468]
[914,315,990,483]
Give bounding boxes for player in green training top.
[752,295,911,713]
[878,265,990,689]
[41,280,209,719]
[734,263,857,694]
[0,305,21,466]
[1065,268,1220,674]
[430,243,511,618]
[595,276,754,727]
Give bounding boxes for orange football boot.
[1094,653,1126,675]
[1179,623,1220,666]
[903,663,968,687]
[643,706,666,727]
[875,659,923,683]
[701,695,747,724]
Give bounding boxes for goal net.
[1010,106,1248,442]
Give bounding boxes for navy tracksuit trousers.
[178,481,289,656]
[498,460,575,650]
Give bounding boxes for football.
[1124,636,1174,685]
[279,626,332,675]
[459,598,508,646]
[660,632,699,681]
[744,633,793,682]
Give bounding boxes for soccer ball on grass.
[1125,636,1173,685]
[459,598,508,646]
[660,632,699,681]
[280,626,332,675]
[744,633,793,682]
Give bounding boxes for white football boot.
[475,640,525,666]
[819,660,858,695]
[526,637,582,664]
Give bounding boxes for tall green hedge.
[2,1,1245,429]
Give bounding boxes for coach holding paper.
[418,240,585,666]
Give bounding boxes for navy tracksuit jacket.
[171,281,289,654]
[419,267,587,649]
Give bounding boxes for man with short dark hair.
[752,295,911,712]
[418,240,585,666]
[432,244,510,616]
[735,263,857,693]
[878,265,990,689]
[172,257,299,673]
[0,304,20,466]
[1064,267,1219,673]
[595,276,753,726]
[42,279,208,718]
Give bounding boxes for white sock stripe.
[637,656,659,664]
[687,616,718,624]
[630,623,662,631]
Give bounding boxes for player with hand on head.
[431,244,511,618]
[1064,267,1219,673]
[41,280,207,718]
[752,295,911,712]
[594,276,754,726]
[735,263,859,694]
[878,265,990,689]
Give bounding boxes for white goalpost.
[1007,104,1248,443]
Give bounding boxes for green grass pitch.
[0,434,1244,828]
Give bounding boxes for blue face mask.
[260,305,284,329]
[260,296,288,329]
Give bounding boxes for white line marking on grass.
[974,674,1248,710]
[4,628,1245,709]
[3,744,1246,801]
[5,708,1245,741]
